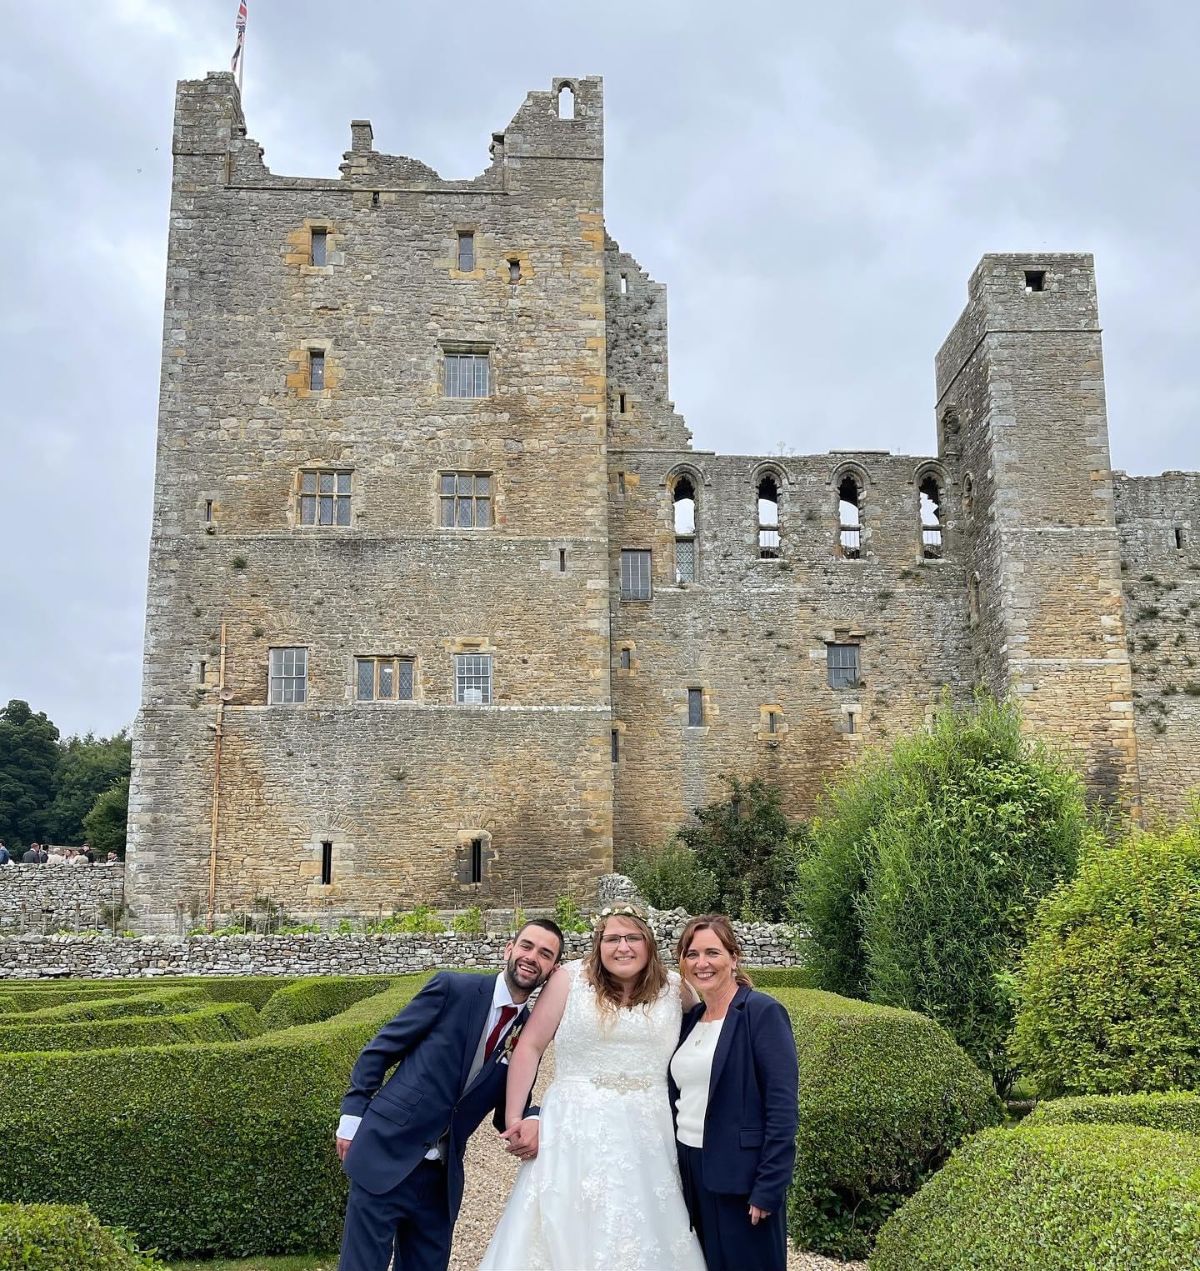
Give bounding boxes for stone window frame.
[297,467,353,528]
[454,828,495,888]
[758,703,787,745]
[354,655,417,703]
[685,685,708,730]
[616,642,637,675]
[307,222,333,269]
[440,341,492,399]
[450,226,484,280]
[438,470,494,530]
[611,720,626,764]
[291,338,334,399]
[664,463,706,588]
[829,461,871,561]
[752,461,789,561]
[914,461,951,562]
[268,646,308,706]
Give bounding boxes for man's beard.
[505,953,549,994]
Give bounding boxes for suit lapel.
[706,984,751,1104]
[457,974,496,1094]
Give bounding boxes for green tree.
[797,695,1095,1093]
[0,700,60,849]
[82,777,129,858]
[45,731,132,844]
[676,776,806,921]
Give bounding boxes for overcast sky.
[1,0,1196,738]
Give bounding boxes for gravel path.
[448,1046,865,1271]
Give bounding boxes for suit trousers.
[678,1143,787,1271]
[339,1159,453,1271]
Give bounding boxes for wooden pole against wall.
[206,621,228,932]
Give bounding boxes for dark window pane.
[611,730,620,762]
[311,229,327,266]
[620,648,631,669]
[378,662,394,699]
[309,352,324,390]
[687,688,704,726]
[356,660,374,700]
[397,660,414,700]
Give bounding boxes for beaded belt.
[584,1072,661,1093]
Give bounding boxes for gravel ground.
[448,1046,865,1271]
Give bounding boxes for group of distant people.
[0,841,119,866]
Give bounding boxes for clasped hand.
[499,1117,539,1161]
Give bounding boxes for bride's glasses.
[600,933,645,947]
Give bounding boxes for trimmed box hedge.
[871,1123,1200,1270]
[0,987,210,1024]
[768,988,1002,1261]
[258,976,392,1031]
[0,975,425,1258]
[745,966,818,989]
[0,1000,263,1053]
[0,1203,165,1270]
[1028,1091,1200,1138]
[0,999,17,1016]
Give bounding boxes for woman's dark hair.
[675,914,754,987]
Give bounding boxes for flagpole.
[238,8,245,94]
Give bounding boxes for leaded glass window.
[300,470,352,526]
[439,473,492,528]
[309,350,325,390]
[455,653,493,705]
[355,656,414,701]
[620,549,652,600]
[687,688,704,727]
[310,228,327,266]
[443,352,490,398]
[457,231,475,271]
[269,647,307,704]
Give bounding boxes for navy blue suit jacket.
[340,971,530,1218]
[669,984,799,1214]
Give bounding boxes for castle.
[125,74,1200,930]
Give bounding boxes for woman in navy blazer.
[668,914,799,1271]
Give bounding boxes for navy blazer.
[669,984,799,1214]
[340,971,530,1217]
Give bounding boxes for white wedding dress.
[479,960,706,1270]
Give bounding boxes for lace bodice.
[552,960,683,1089]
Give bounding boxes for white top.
[670,1018,724,1148]
[336,972,521,1148]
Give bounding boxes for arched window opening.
[838,475,862,559]
[673,477,697,583]
[757,475,780,558]
[557,84,575,120]
[920,475,943,559]
[962,473,975,516]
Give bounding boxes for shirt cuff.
[337,1114,362,1140]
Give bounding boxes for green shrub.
[450,905,484,934]
[0,1001,262,1053]
[0,999,17,1017]
[258,977,391,1032]
[1012,820,1200,1096]
[0,1203,165,1270]
[798,695,1093,1093]
[769,987,1002,1260]
[623,839,718,914]
[871,1124,1200,1270]
[1028,1091,1200,1137]
[366,905,444,934]
[744,965,818,989]
[0,987,210,1024]
[552,895,590,934]
[0,975,426,1258]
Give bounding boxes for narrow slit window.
[508,258,521,282]
[619,392,627,414]
[204,499,214,524]
[308,350,325,391]
[1175,527,1185,549]
[470,837,484,885]
[687,688,704,727]
[845,711,857,736]
[757,475,780,558]
[611,729,620,763]
[838,475,862,558]
[617,472,626,496]
[558,548,567,572]
[310,228,327,266]
[920,475,944,559]
[766,709,779,734]
[619,647,631,670]
[673,477,697,584]
[457,231,475,272]
[199,660,207,685]
[619,273,628,295]
[320,841,333,885]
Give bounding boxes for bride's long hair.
[584,907,668,1016]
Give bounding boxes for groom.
[336,918,564,1271]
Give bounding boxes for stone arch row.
[664,461,951,577]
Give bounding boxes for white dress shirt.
[670,1018,724,1148]
[337,974,521,1149]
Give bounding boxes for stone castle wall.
[127,74,1200,931]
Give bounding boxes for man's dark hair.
[516,917,566,962]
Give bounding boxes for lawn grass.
[169,1255,337,1270]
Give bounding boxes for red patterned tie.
[484,1005,518,1062]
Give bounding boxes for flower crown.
[591,903,648,930]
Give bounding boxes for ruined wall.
[1115,472,1200,819]
[935,255,1138,809]
[128,75,612,930]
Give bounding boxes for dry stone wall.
[0,865,125,933]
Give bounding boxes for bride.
[479,905,706,1270]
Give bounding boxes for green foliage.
[623,839,718,914]
[257,977,391,1032]
[768,987,1002,1260]
[0,988,209,1025]
[0,1000,17,1017]
[797,695,1092,1093]
[1011,820,1200,1096]
[871,1124,1200,1271]
[44,732,132,846]
[365,905,445,934]
[0,700,60,849]
[81,776,130,858]
[677,777,806,920]
[0,1001,262,1054]
[743,965,819,989]
[1028,1092,1200,1137]
[450,906,483,934]
[552,895,590,934]
[0,1203,165,1270]
[0,975,427,1259]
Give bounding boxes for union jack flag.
[230,1,247,73]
